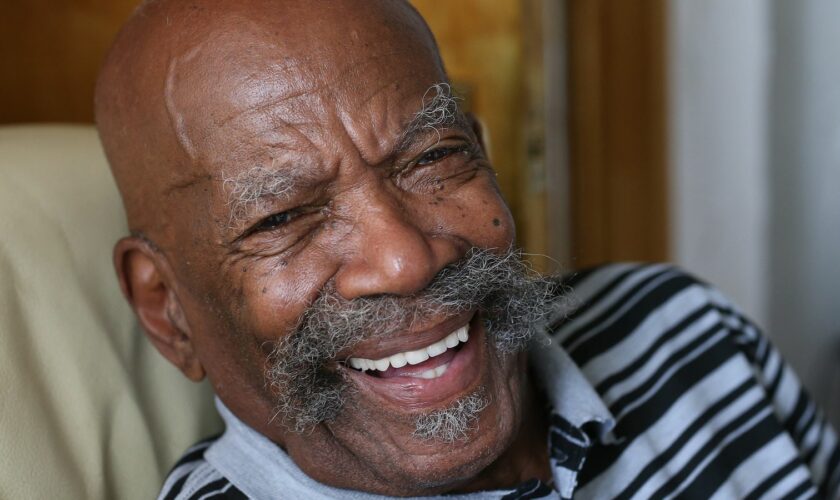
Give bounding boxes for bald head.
[96,0,443,243]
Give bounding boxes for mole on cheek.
[492,218,501,227]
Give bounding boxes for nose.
[334,182,463,299]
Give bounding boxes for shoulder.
[548,262,773,441]
[547,262,763,428]
[158,435,249,500]
[548,262,728,365]
[555,262,713,316]
[557,264,839,499]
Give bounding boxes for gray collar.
[205,333,614,499]
[528,334,616,440]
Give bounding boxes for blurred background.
[1,0,838,426]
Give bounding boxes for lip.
[338,309,477,361]
[342,313,486,411]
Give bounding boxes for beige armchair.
[0,125,221,499]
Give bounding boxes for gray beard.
[265,246,562,440]
[413,388,490,443]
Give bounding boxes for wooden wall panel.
[0,0,140,123]
[566,0,669,267]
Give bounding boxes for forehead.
[164,13,448,180]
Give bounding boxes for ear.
[113,236,206,382]
[466,112,492,161]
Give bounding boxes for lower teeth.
[419,362,450,379]
[353,360,452,379]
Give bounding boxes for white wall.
[767,0,840,423]
[669,0,840,424]
[669,0,771,326]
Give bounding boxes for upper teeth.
[348,325,469,372]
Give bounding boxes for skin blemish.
[262,287,268,294]
[493,218,500,227]
[435,196,443,202]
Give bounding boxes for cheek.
[435,182,516,250]
[189,252,341,399]
[227,246,342,339]
[176,283,270,400]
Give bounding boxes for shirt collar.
[528,332,616,444]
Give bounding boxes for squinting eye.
[256,211,292,231]
[417,145,470,166]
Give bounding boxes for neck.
[455,368,552,493]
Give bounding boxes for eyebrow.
[394,82,471,154]
[223,164,299,225]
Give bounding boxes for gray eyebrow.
[223,164,296,225]
[397,82,469,153]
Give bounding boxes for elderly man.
[95,1,839,498]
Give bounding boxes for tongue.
[377,348,458,379]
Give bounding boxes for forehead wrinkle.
[331,49,413,100]
[198,79,334,165]
[163,37,330,166]
[213,68,330,132]
[214,50,406,139]
[332,83,402,164]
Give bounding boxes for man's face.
[142,5,539,495]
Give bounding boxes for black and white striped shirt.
[159,263,840,499]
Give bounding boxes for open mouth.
[340,313,486,409]
[346,324,469,380]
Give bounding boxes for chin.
[301,314,530,496]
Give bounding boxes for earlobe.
[113,236,206,382]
